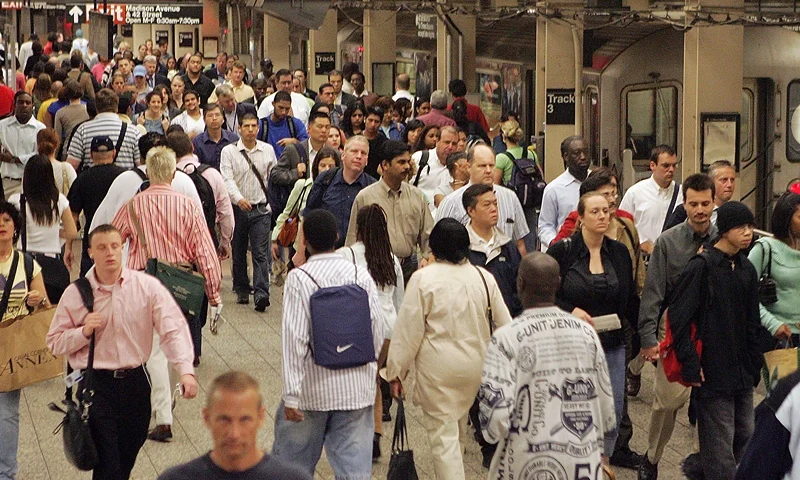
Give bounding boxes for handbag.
[387,397,419,480]
[757,240,778,305]
[48,277,99,471]
[0,251,62,392]
[19,194,71,303]
[127,201,206,317]
[762,338,800,390]
[276,184,310,248]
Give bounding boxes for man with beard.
[0,91,45,198]
[664,159,736,230]
[182,53,215,106]
[538,135,590,249]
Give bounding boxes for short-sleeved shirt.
[67,112,141,170]
[494,146,526,185]
[68,164,127,241]
[0,252,41,322]
[156,453,313,480]
[9,194,69,255]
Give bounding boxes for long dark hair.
[23,155,60,226]
[340,102,366,138]
[771,191,800,240]
[356,205,397,288]
[413,124,439,153]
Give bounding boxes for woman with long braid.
[337,204,404,461]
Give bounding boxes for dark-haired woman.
[37,128,76,195]
[412,124,439,154]
[387,218,511,480]
[748,191,800,341]
[9,155,78,302]
[0,200,49,480]
[340,102,366,138]
[338,204,404,460]
[135,91,170,135]
[403,119,425,153]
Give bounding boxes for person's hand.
[390,379,404,399]
[639,345,660,362]
[64,248,74,271]
[689,369,705,387]
[217,244,230,260]
[0,152,13,164]
[278,137,299,147]
[775,323,792,340]
[237,199,252,211]
[640,241,654,255]
[285,406,304,422]
[26,290,44,308]
[137,114,145,125]
[571,307,594,326]
[271,241,280,261]
[296,162,306,177]
[82,312,107,337]
[419,255,434,268]
[180,374,198,399]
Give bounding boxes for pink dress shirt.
[111,183,223,305]
[46,268,195,376]
[416,109,457,128]
[176,155,235,252]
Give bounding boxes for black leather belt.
[96,365,144,379]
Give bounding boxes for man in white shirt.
[392,73,414,105]
[17,34,36,72]
[537,135,590,249]
[618,145,681,255]
[0,91,45,198]
[411,125,459,210]
[256,69,310,125]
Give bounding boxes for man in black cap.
[67,135,127,276]
[666,201,768,480]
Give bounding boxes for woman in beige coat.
[387,218,512,480]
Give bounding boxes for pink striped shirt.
[47,268,195,375]
[111,184,222,305]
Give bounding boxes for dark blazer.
[340,92,357,110]
[203,67,224,82]
[547,232,641,349]
[272,140,310,187]
[150,73,170,89]
[468,240,523,317]
[221,102,257,132]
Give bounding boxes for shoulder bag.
[48,277,99,471]
[127,201,206,318]
[387,397,419,480]
[757,239,778,305]
[276,183,311,248]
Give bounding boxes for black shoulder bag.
[48,277,98,471]
[387,397,419,480]
[757,240,778,305]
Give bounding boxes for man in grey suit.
[271,111,333,189]
[216,85,257,137]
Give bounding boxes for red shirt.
[551,209,635,246]
[448,96,490,133]
[0,85,13,117]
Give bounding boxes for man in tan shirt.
[345,140,433,284]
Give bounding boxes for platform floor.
[15,261,754,480]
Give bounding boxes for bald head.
[517,253,560,308]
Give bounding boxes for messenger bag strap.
[662,183,680,232]
[240,149,270,201]
[474,265,495,334]
[0,251,21,320]
[296,267,321,288]
[71,277,95,404]
[113,121,127,163]
[127,201,153,259]
[19,194,26,253]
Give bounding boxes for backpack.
[297,259,375,370]
[413,151,430,187]
[505,147,546,209]
[267,143,307,223]
[181,163,219,248]
[131,167,150,193]
[257,115,297,145]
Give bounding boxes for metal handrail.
[754,228,774,238]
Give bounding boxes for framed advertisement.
[202,37,218,59]
[700,113,740,171]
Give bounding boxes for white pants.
[146,332,174,426]
[422,411,468,480]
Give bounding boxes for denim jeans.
[272,401,374,479]
[231,205,271,303]
[523,207,539,253]
[695,388,754,480]
[603,345,626,457]
[0,390,20,480]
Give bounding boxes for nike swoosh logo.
[336,344,353,353]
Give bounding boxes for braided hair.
[356,204,397,289]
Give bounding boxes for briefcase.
[0,306,63,392]
[146,259,206,318]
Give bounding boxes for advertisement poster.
[502,63,523,117]
[414,52,434,101]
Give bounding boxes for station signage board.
[66,4,203,26]
[546,89,577,125]
[314,52,336,75]
[2,1,64,9]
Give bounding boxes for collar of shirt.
[176,154,199,169]
[3,115,41,129]
[201,130,237,144]
[236,139,265,154]
[647,175,674,195]
[330,169,371,188]
[306,252,344,264]
[679,220,714,242]
[87,266,133,290]
[95,112,120,122]
[467,224,507,259]
[378,177,404,197]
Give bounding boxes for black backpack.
[505,147,546,209]
[181,164,219,248]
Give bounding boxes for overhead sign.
[314,52,335,75]
[416,14,436,39]
[546,89,577,125]
[66,4,203,26]
[2,1,64,9]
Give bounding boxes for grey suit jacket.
[271,140,309,187]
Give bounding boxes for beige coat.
[386,261,512,421]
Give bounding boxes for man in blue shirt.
[193,104,239,170]
[258,90,308,159]
[303,135,376,247]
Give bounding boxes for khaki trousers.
[422,411,469,480]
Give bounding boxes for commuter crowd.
[0,29,799,480]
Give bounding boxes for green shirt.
[494,147,538,185]
[748,237,800,334]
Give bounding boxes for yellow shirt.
[37,98,57,124]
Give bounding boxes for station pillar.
[363,10,396,93]
[264,13,290,70]
[308,9,338,90]
[535,13,583,182]
[681,7,743,178]
[435,15,477,92]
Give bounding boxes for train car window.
[741,88,754,162]
[624,86,678,161]
[786,80,800,162]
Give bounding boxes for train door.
[741,78,775,228]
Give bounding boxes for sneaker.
[236,291,249,305]
[627,371,642,397]
[372,433,381,461]
[147,425,173,442]
[637,455,658,480]
[681,453,704,480]
[610,447,643,469]
[254,297,270,312]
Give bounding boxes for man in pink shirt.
[416,90,457,128]
[47,223,198,480]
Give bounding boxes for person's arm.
[545,241,576,314]
[59,200,79,241]
[281,273,312,409]
[219,148,244,204]
[515,239,526,256]
[295,119,309,142]
[66,124,84,170]
[666,257,706,385]
[386,274,427,384]
[301,175,325,216]
[638,235,669,350]
[46,284,91,356]
[272,144,301,186]
[433,193,445,207]
[210,170,234,254]
[488,274,513,328]
[553,211,578,245]
[537,186,558,247]
[54,111,64,140]
[480,330,517,444]
[188,205,223,305]
[419,196,434,257]
[492,168,504,185]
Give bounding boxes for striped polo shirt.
[67,112,141,170]
[435,183,530,241]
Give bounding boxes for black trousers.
[187,296,207,358]
[82,367,151,480]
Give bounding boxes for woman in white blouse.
[169,90,205,139]
[36,128,76,196]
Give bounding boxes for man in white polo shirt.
[411,125,459,211]
[619,145,682,255]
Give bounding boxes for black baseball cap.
[91,136,115,153]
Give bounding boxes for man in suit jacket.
[203,52,228,84]
[216,84,257,136]
[271,111,332,188]
[144,55,169,89]
[328,69,357,118]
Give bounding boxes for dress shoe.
[372,433,381,460]
[681,453,704,480]
[627,371,642,397]
[638,455,658,480]
[254,297,270,312]
[147,425,173,442]
[236,291,249,305]
[610,447,643,469]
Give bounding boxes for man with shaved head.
[478,252,616,479]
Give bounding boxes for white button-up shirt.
[220,139,277,206]
[256,91,310,125]
[619,176,682,245]
[538,169,583,248]
[0,115,45,180]
[411,148,448,212]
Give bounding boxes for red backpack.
[659,309,703,386]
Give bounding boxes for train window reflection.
[741,88,754,161]
[786,80,800,162]
[625,87,678,160]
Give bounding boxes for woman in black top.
[547,192,640,465]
